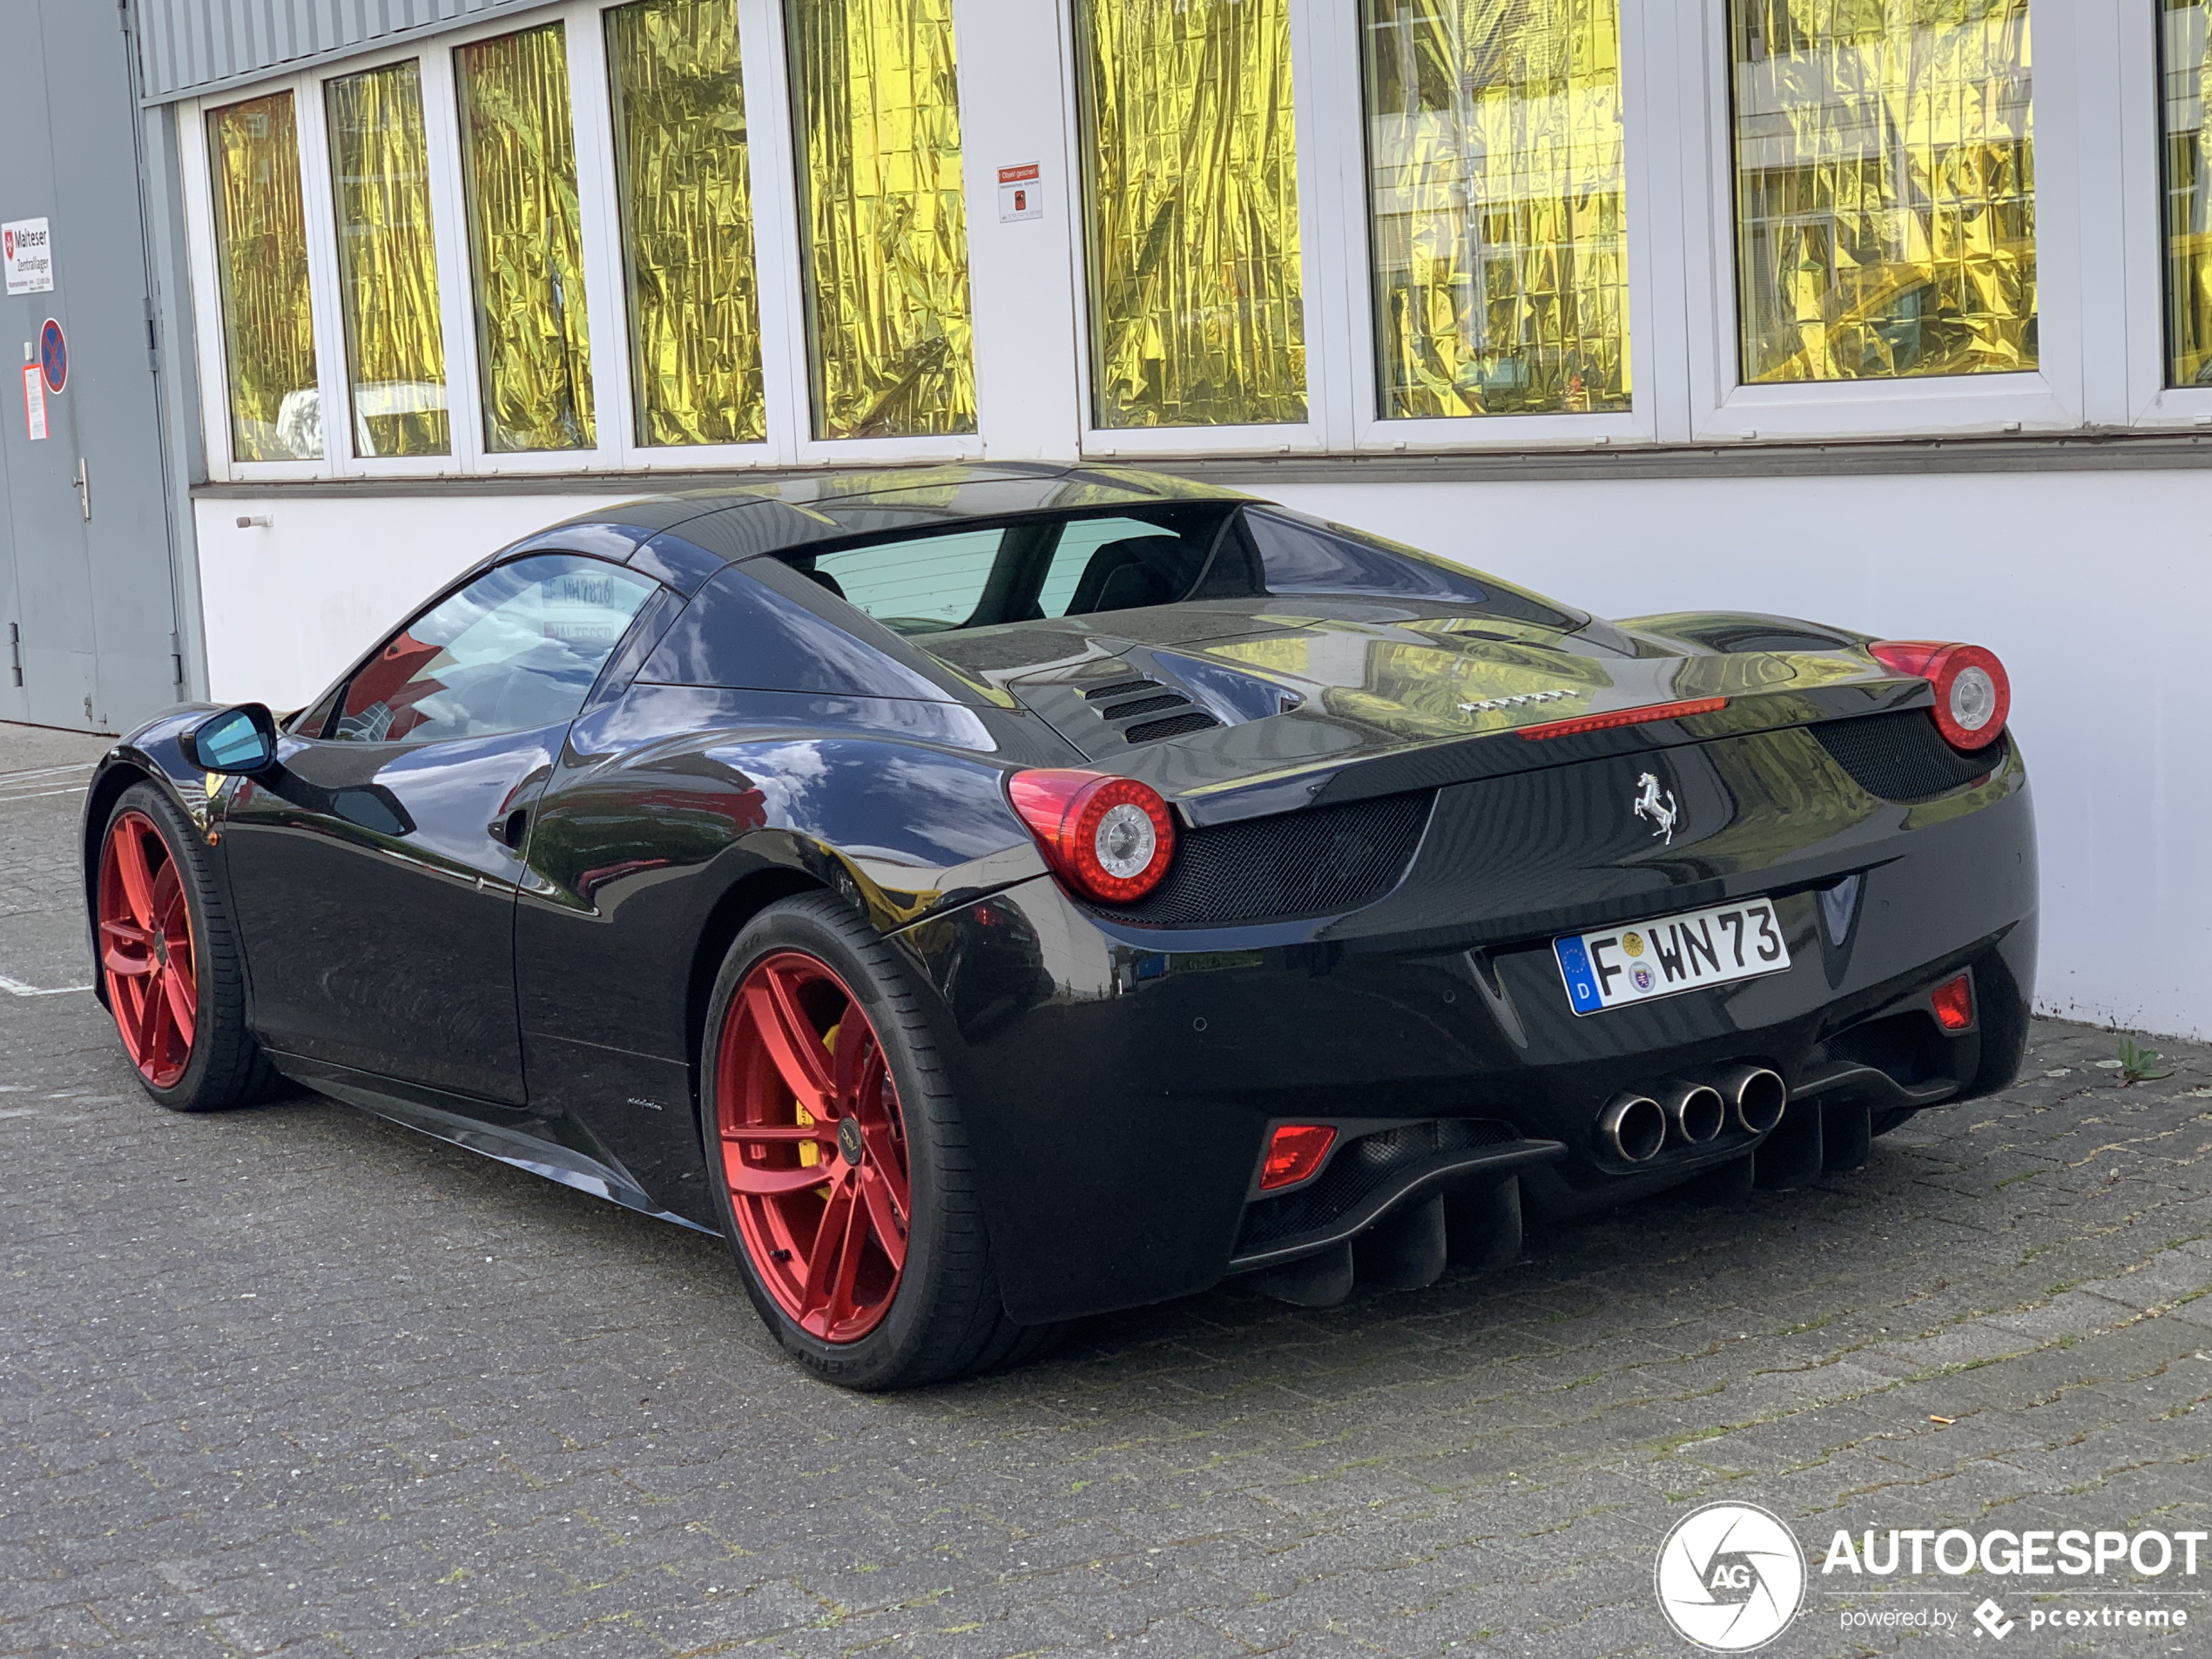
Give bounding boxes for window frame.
[181,0,894,482]
[2121,0,2212,427]
[182,76,341,482]
[1671,0,2083,442]
[762,0,987,466]
[1060,0,1345,459]
[1325,0,1664,454]
[593,0,790,468]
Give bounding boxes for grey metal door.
[0,0,180,734]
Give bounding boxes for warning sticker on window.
[998,163,1042,223]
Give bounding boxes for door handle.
[488,807,529,848]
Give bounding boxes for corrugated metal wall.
[134,0,551,104]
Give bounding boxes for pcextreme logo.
[1655,1503,1806,1650]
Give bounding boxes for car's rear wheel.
[702,893,1057,1389]
[95,783,275,1111]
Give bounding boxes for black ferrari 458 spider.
[82,464,2033,1387]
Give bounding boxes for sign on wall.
[23,364,47,440]
[998,165,1042,223]
[3,218,54,294]
[40,319,65,395]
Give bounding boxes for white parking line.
[0,975,91,997]
[0,764,97,782]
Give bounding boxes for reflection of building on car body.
[80,464,2034,1389]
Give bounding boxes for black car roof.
[548,462,1251,565]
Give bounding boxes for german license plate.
[1553,898,1791,1016]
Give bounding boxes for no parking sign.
[39,318,65,395]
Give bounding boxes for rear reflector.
[1932,973,1974,1032]
[1258,1123,1336,1190]
[1516,697,1730,741]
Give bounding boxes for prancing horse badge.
[1633,772,1680,845]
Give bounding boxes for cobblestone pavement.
[3,722,2209,1659]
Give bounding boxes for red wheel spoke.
[744,974,833,1118]
[832,1020,874,1110]
[721,1123,836,1146]
[111,825,157,928]
[858,1165,907,1273]
[724,1162,839,1197]
[160,965,196,1049]
[101,935,154,977]
[858,1126,909,1217]
[135,974,167,1060]
[799,1174,860,1323]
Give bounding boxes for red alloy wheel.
[716,951,911,1343]
[97,810,198,1089]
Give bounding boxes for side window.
[808,528,1008,634]
[1036,516,1208,618]
[1243,509,1577,627]
[332,554,657,743]
[1244,509,1494,603]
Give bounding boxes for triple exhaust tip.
[1599,1065,1787,1163]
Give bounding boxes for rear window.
[784,508,1229,637]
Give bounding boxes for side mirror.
[181,704,279,775]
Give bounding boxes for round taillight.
[1868,640,2011,752]
[1006,769,1177,904]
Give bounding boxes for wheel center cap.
[152,935,169,968]
[837,1116,864,1166]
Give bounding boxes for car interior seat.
[1066,535,1199,616]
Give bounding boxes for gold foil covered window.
[607,0,766,445]
[456,23,597,451]
[1363,0,1629,418]
[326,62,449,457]
[206,92,321,462]
[785,0,975,440]
[2162,1,2212,385]
[1732,0,2037,383]
[1076,0,1306,429]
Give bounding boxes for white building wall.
[197,462,2212,1042]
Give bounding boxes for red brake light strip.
[1516,697,1730,741]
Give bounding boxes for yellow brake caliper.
[797,1022,840,1192]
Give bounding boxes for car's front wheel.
[94,782,275,1111]
[701,893,1055,1390]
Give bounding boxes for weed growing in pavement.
[2116,1033,2171,1085]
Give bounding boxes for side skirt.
[265,1051,718,1237]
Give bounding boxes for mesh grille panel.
[1085,678,1157,701]
[1103,692,1191,719]
[1096,789,1433,927]
[1123,710,1220,744]
[1235,1119,1521,1255]
[1812,711,2006,804]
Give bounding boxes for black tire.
[96,781,279,1112]
[699,891,1056,1390]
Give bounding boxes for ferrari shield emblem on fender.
[1633,772,1679,845]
